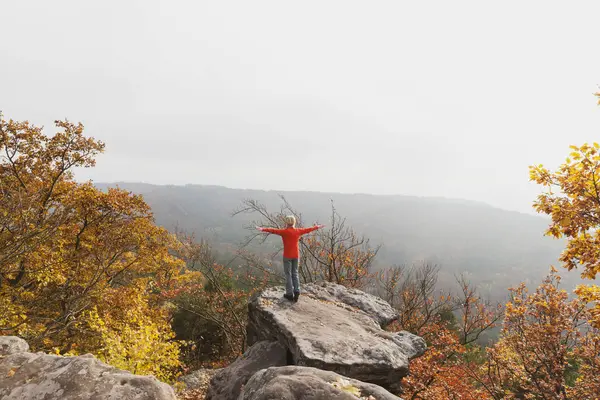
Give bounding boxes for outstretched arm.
[256,226,284,235]
[298,224,325,235]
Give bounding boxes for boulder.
[239,366,402,400]
[0,349,176,400]
[246,284,426,390]
[0,336,29,356]
[206,341,288,400]
[388,331,427,360]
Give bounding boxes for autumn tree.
[485,93,600,398]
[454,273,503,347]
[377,263,454,333]
[165,231,271,370]
[530,143,600,336]
[0,118,104,285]
[474,268,600,399]
[300,202,379,288]
[234,196,378,289]
[0,116,188,381]
[529,95,600,329]
[378,263,502,399]
[530,142,600,281]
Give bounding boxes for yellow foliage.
[530,140,600,281]
[87,301,181,382]
[485,270,600,398]
[574,284,600,329]
[0,116,189,382]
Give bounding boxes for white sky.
[1,0,599,214]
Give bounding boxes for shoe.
[293,291,300,303]
[283,293,294,301]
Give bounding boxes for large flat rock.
[0,350,176,400]
[302,282,399,326]
[239,366,402,400]
[246,285,426,390]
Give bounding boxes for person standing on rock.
[256,216,324,302]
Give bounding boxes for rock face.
[0,337,176,400]
[240,366,402,400]
[245,283,426,391]
[0,336,29,356]
[206,341,288,400]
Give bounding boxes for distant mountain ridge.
[100,182,496,209]
[94,182,580,299]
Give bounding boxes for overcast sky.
[1,1,599,214]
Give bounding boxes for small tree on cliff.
[234,197,379,289]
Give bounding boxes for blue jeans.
[283,257,300,296]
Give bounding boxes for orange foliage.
[381,264,502,399]
[480,269,600,399]
[394,319,491,400]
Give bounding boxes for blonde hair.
[284,215,296,227]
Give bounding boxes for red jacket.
[261,226,320,258]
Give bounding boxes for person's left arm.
[297,224,325,235]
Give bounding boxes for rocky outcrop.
[205,341,288,400]
[2,283,425,400]
[240,366,402,400]
[0,337,176,400]
[245,283,426,391]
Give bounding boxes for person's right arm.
[256,226,284,235]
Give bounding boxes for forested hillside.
[94,182,576,299]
